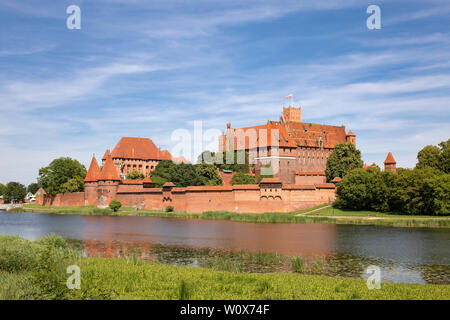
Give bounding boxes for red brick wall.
[42,182,336,214]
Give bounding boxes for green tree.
[416,145,441,171]
[390,167,441,215]
[126,170,145,180]
[218,151,250,173]
[0,183,5,197]
[438,139,450,173]
[3,182,27,203]
[230,172,256,185]
[27,183,40,195]
[335,167,394,212]
[38,157,87,196]
[422,174,450,215]
[109,200,122,212]
[60,177,84,194]
[325,143,363,181]
[197,150,221,164]
[195,162,223,186]
[151,160,204,187]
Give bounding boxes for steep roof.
[285,122,348,148]
[84,156,101,182]
[347,130,356,137]
[102,149,110,161]
[220,121,297,151]
[106,137,172,161]
[99,154,120,181]
[384,152,396,164]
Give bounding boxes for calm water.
[0,211,449,284]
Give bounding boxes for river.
[0,211,448,284]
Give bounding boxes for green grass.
[0,235,449,300]
[18,203,450,228]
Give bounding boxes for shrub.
[36,234,68,248]
[109,200,122,212]
[166,205,174,212]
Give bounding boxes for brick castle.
[36,106,396,213]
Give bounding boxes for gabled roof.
[221,121,297,151]
[84,156,101,182]
[99,154,120,181]
[285,122,347,148]
[384,152,396,164]
[107,137,171,161]
[346,130,356,137]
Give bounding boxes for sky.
[0,0,449,185]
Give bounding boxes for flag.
[285,94,293,99]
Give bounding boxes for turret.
[84,155,101,206]
[384,152,397,173]
[97,151,120,207]
[346,130,356,145]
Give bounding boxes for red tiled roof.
[315,183,336,189]
[107,137,172,161]
[285,122,348,148]
[347,130,356,136]
[282,185,316,190]
[84,156,101,182]
[120,180,143,185]
[259,178,282,184]
[232,185,260,190]
[185,186,233,191]
[220,121,297,151]
[143,177,153,183]
[384,152,396,164]
[102,149,110,161]
[162,182,175,187]
[295,171,325,176]
[99,154,120,181]
[331,177,342,182]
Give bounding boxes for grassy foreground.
[16,203,450,228]
[0,235,449,300]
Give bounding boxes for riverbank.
[1,235,448,300]
[16,204,450,228]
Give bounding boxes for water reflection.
[0,211,448,284]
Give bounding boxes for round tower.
[384,152,397,173]
[97,151,120,208]
[84,155,101,206]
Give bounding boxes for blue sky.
[0,0,449,185]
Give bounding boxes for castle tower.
[384,152,397,173]
[282,106,302,123]
[97,151,120,207]
[346,130,356,145]
[84,155,101,206]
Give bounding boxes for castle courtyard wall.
[37,183,336,214]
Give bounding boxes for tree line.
[331,139,449,215]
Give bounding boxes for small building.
[384,152,397,173]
